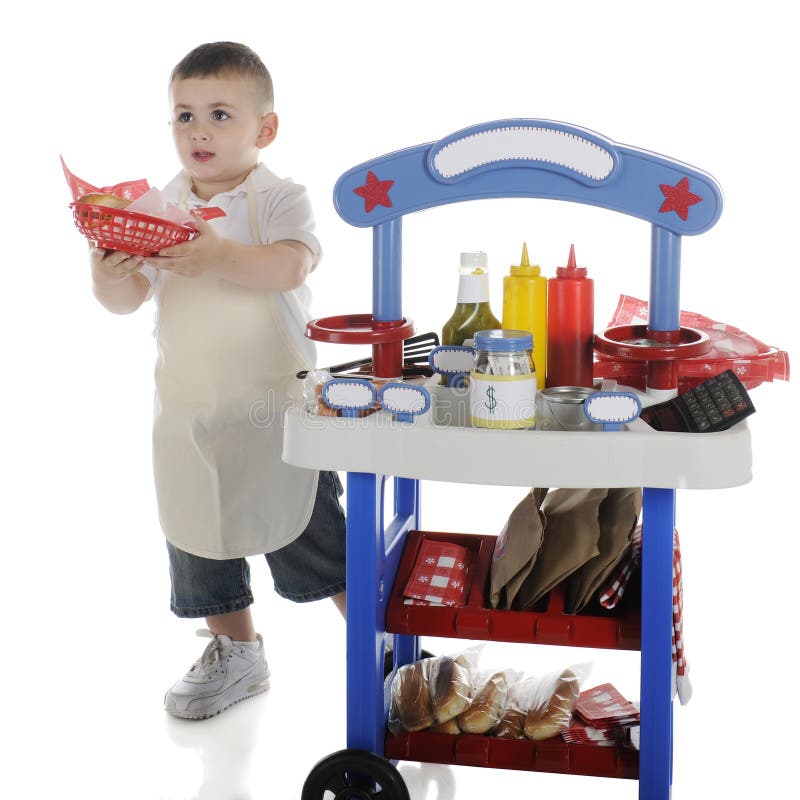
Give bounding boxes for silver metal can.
[535,386,601,431]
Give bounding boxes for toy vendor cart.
[283,119,753,799]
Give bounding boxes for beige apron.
[153,172,318,559]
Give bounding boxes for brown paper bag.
[489,488,548,609]
[564,488,642,613]
[513,488,606,610]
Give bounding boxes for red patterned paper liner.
[61,156,150,202]
[62,157,225,223]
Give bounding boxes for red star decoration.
[659,177,702,221]
[353,170,394,213]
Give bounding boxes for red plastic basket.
[70,202,195,256]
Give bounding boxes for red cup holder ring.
[305,313,415,345]
[594,324,711,392]
[305,313,415,378]
[594,324,710,361]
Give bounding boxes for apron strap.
[178,172,192,211]
[245,172,263,246]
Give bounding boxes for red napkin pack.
[574,683,640,731]
[403,539,472,607]
[561,717,626,746]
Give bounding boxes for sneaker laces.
[190,629,231,678]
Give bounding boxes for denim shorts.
[166,470,346,618]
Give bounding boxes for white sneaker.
[164,629,270,719]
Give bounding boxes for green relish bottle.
[442,252,502,347]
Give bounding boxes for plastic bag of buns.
[388,655,436,734]
[456,668,522,734]
[493,663,591,740]
[429,650,479,725]
[388,647,480,735]
[493,676,539,739]
[523,663,591,741]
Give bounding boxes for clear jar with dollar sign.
[470,330,537,429]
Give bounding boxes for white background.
[3,2,798,798]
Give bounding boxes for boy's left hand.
[146,215,224,277]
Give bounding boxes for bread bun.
[78,192,131,210]
[430,656,471,724]
[524,668,581,741]
[392,660,434,732]
[493,706,526,739]
[428,718,461,735]
[457,672,508,734]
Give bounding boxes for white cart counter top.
[283,393,752,490]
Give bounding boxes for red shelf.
[385,731,638,780]
[386,530,640,650]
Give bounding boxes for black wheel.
[302,748,410,800]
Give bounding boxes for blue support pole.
[639,487,676,799]
[373,219,402,321]
[345,472,420,755]
[649,226,681,331]
[391,477,422,670]
[640,229,681,798]
[345,471,385,753]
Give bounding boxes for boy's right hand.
[90,245,145,286]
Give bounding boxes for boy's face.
[170,74,277,201]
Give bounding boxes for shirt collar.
[162,163,281,206]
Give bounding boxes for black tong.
[296,331,440,379]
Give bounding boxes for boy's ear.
[256,112,278,149]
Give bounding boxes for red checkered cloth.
[598,525,642,609]
[403,539,471,607]
[598,525,692,705]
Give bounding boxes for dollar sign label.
[485,385,497,414]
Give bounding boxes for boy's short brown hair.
[170,42,274,112]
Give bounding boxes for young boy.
[90,41,347,719]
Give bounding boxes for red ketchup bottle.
[545,244,595,388]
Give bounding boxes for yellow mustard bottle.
[501,243,547,389]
